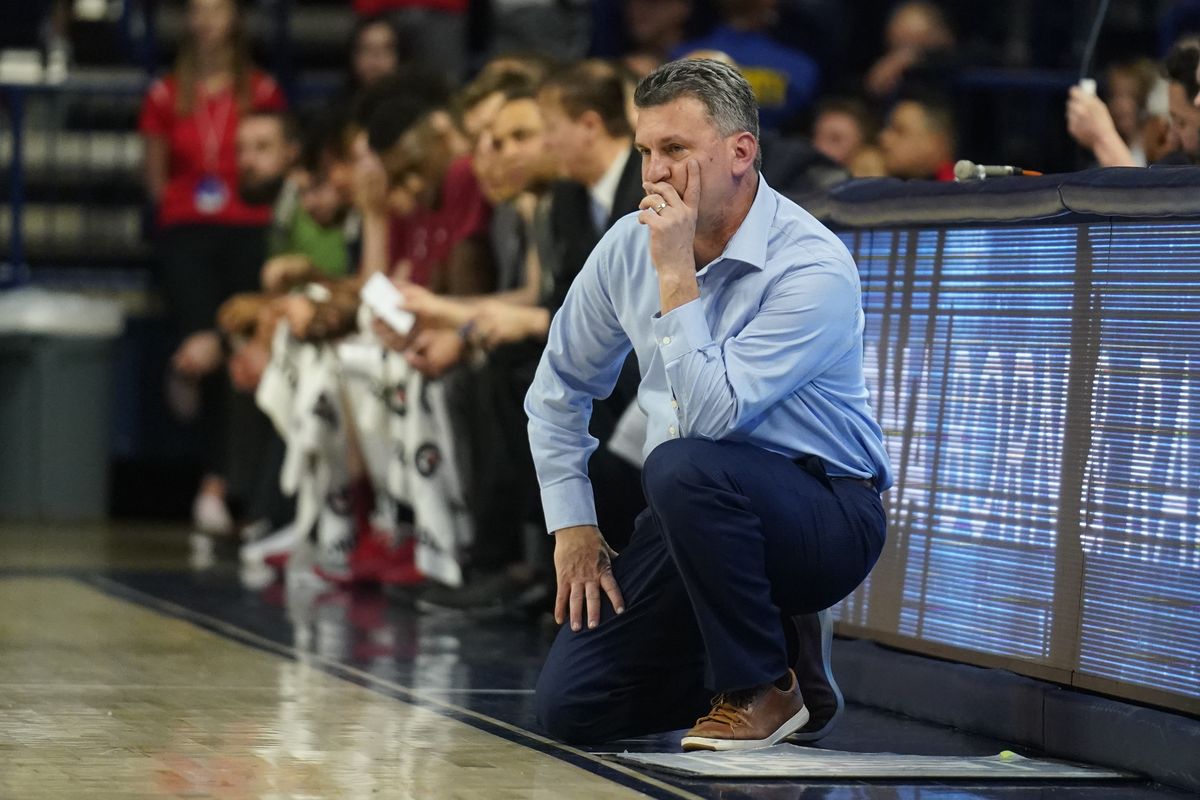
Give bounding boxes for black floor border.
[76,573,704,800]
[834,638,1200,793]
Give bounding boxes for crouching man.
[525,59,892,751]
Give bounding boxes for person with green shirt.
[261,111,361,290]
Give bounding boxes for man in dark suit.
[537,61,644,306]
[416,64,646,611]
[536,60,650,552]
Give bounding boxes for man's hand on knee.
[552,525,625,632]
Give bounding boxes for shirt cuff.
[652,299,714,364]
[541,476,598,534]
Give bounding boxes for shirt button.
[668,425,677,436]
[661,336,672,345]
[670,400,678,410]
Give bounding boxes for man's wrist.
[654,257,694,278]
[658,271,700,314]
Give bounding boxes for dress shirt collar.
[589,147,632,224]
[697,173,774,277]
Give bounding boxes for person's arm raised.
[1066,86,1136,167]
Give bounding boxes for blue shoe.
[787,608,844,742]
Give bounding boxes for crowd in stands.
[136,0,1200,615]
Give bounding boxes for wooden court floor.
[0,576,655,800]
[0,523,1190,800]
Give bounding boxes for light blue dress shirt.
[525,175,893,533]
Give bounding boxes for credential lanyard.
[194,86,232,174]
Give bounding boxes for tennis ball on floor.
[999,750,1017,761]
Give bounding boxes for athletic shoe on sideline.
[373,537,425,587]
[240,523,301,567]
[344,530,423,586]
[312,503,355,584]
[415,568,547,618]
[192,491,234,535]
[312,530,354,584]
[240,519,271,543]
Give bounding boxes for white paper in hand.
[361,273,415,336]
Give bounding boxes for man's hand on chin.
[553,525,625,632]
[639,158,702,314]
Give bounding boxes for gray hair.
[634,58,761,171]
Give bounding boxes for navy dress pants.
[535,438,886,744]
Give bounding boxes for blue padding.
[1059,165,1200,217]
[807,167,1200,228]
[823,174,1069,227]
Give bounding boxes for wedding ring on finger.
[653,201,668,215]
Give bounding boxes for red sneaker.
[346,529,425,586]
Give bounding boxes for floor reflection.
[0,524,1191,799]
[0,576,646,800]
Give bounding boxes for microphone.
[953,159,1043,181]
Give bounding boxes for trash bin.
[0,288,124,521]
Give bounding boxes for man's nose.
[643,155,671,183]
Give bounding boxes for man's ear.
[730,132,758,176]
[580,109,605,138]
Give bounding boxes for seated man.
[811,97,887,178]
[527,59,892,751]
[381,111,493,294]
[376,86,572,610]
[214,109,303,536]
[878,92,956,181]
[259,112,362,291]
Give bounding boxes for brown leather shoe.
[680,669,809,751]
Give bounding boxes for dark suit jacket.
[541,147,643,315]
[538,147,644,440]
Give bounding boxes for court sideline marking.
[81,574,704,800]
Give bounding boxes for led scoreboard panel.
[832,220,1200,715]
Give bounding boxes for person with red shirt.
[357,107,490,293]
[385,154,492,293]
[139,0,287,534]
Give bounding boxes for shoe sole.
[312,565,354,585]
[414,584,547,618]
[787,607,845,743]
[681,706,810,752]
[239,527,301,565]
[414,596,513,619]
